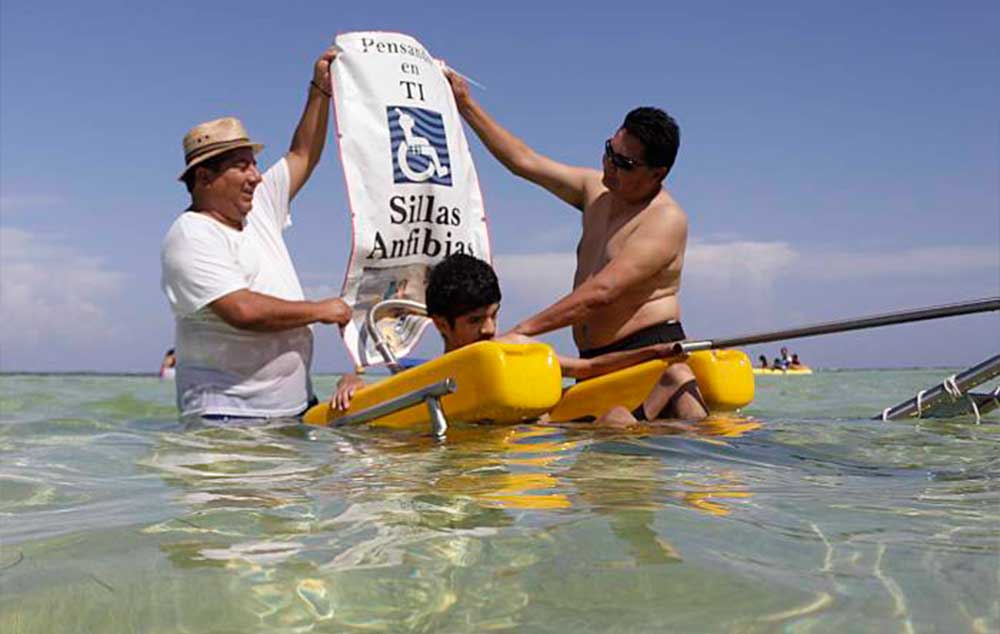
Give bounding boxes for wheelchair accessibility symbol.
[388,106,452,186]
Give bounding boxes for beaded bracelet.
[310,79,332,99]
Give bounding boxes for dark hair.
[622,107,680,176]
[181,150,237,193]
[425,254,501,325]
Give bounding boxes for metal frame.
[357,298,453,437]
[365,299,428,373]
[876,353,1000,421]
[332,378,455,436]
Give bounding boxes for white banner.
[331,32,491,368]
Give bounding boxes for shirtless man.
[447,73,707,421]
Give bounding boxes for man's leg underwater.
[593,363,709,425]
[636,363,709,421]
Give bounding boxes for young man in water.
[332,254,707,423]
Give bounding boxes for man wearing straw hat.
[161,46,350,420]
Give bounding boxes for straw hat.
[178,117,264,180]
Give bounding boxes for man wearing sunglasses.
[446,73,707,421]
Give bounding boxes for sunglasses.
[604,139,647,171]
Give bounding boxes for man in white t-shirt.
[161,46,350,420]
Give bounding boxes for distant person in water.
[159,348,177,380]
[778,346,793,370]
[332,254,707,422]
[790,353,802,368]
[758,355,769,369]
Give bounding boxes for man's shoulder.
[163,212,230,253]
[577,169,612,209]
[262,157,289,183]
[165,211,220,236]
[644,190,687,227]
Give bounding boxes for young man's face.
[433,303,500,351]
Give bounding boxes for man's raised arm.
[285,45,338,200]
[495,332,679,380]
[510,208,686,337]
[446,70,593,211]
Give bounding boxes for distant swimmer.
[161,45,351,421]
[159,348,176,380]
[777,346,793,370]
[447,72,707,421]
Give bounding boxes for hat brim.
[177,141,265,181]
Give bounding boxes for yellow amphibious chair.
[303,340,564,429]
[303,300,754,433]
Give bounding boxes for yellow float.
[303,341,563,428]
[753,366,813,376]
[303,343,754,429]
[548,349,754,422]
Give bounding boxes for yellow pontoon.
[303,341,564,429]
[753,366,813,376]
[549,349,754,422]
[304,343,754,431]
[303,299,754,434]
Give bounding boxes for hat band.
[184,138,252,163]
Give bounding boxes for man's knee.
[658,362,709,421]
[659,361,696,387]
[595,405,637,427]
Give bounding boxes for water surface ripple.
[1,371,997,633]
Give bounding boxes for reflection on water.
[125,415,773,630]
[1,372,998,632]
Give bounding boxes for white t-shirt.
[161,158,314,418]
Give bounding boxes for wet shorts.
[578,320,686,359]
[200,396,320,422]
[578,320,705,421]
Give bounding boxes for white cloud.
[0,228,127,359]
[0,193,66,214]
[790,245,999,281]
[492,241,998,364]
[494,252,575,310]
[310,242,995,317]
[494,244,800,313]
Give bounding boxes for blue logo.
[388,106,452,186]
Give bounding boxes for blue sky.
[1,1,997,372]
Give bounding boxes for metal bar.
[365,299,428,374]
[426,396,449,438]
[677,297,999,353]
[359,299,455,436]
[875,354,1000,421]
[333,378,456,427]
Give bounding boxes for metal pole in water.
[876,354,1000,421]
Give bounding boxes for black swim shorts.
[578,320,686,359]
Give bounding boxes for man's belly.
[572,295,680,351]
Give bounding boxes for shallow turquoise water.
[1,370,997,633]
